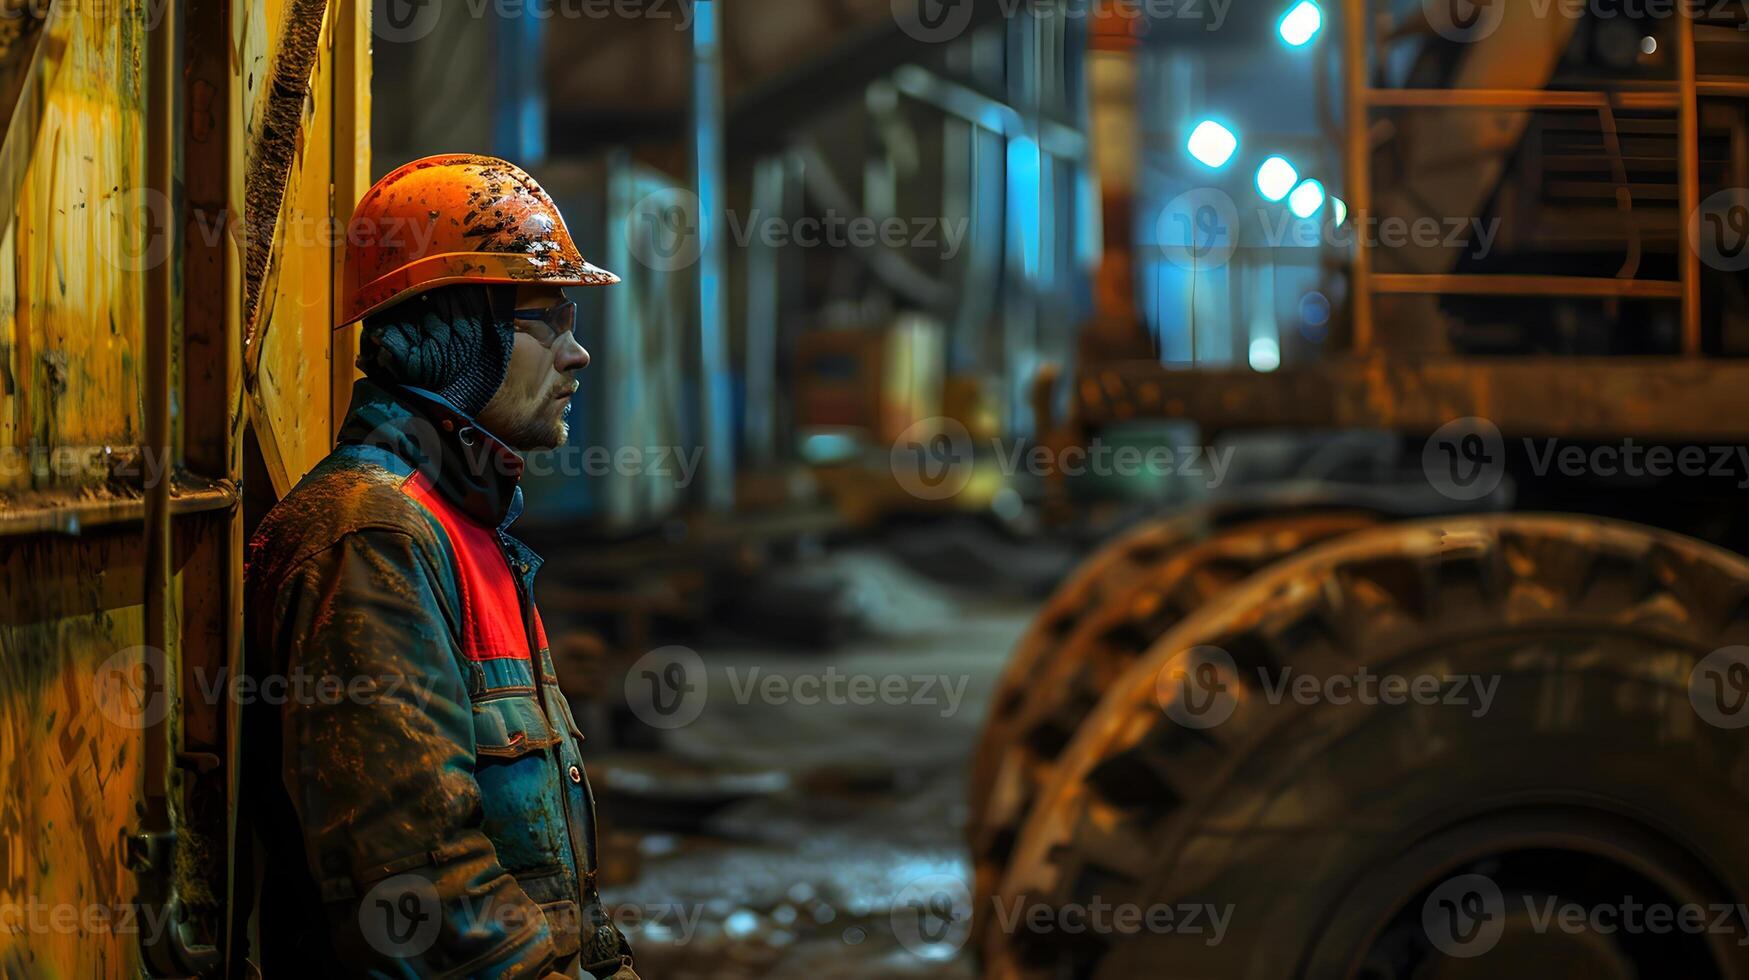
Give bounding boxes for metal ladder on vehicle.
[1342,0,1749,355]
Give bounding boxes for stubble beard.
[480,392,569,454]
[499,413,567,454]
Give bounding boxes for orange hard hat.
[338,153,619,327]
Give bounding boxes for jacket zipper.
[500,532,599,886]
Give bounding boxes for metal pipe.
[1698,79,1749,98]
[0,484,238,538]
[691,0,735,512]
[1366,89,1680,110]
[142,0,175,840]
[1677,8,1701,356]
[1343,0,1372,351]
[1371,273,1682,299]
[890,64,1087,159]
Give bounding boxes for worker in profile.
[244,154,638,979]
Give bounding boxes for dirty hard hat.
[338,153,620,327]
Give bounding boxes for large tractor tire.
[970,511,1222,820]
[972,504,1378,829]
[970,511,1379,944]
[987,515,1749,979]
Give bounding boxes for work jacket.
[244,378,633,979]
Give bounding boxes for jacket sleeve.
[269,528,558,979]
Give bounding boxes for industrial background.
[2,0,1749,977]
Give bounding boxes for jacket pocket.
[472,692,563,758]
[471,694,570,873]
[517,867,584,961]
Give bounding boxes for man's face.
[477,284,590,452]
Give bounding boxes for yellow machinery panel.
[0,7,152,976]
[245,0,368,495]
[0,0,368,974]
[0,9,145,495]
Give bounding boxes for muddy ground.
[590,550,1036,979]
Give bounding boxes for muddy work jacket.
[245,379,633,979]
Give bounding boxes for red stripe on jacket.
[403,472,536,663]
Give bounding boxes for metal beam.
[1366,89,1682,110]
[0,482,240,538]
[1343,0,1372,352]
[1677,8,1701,355]
[1371,274,1683,299]
[1075,357,1749,441]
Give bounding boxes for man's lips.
[554,384,580,401]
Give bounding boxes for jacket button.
[568,764,583,784]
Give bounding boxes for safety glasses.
[511,300,577,348]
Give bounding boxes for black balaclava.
[357,283,519,419]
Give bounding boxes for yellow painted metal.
[0,535,152,979]
[331,0,371,444]
[0,0,367,973]
[0,9,146,494]
[1341,0,1370,351]
[244,0,369,496]
[0,2,150,975]
[1676,8,1701,356]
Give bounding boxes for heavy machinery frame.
[973,3,1749,977]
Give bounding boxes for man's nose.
[555,333,589,371]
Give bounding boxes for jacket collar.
[336,378,526,529]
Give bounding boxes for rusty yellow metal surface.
[0,0,366,973]
[0,3,151,974]
[331,0,369,443]
[0,533,151,980]
[0,7,146,495]
[245,0,371,496]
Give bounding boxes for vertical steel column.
[142,2,223,973]
[1677,6,1701,356]
[743,156,785,464]
[691,0,735,511]
[494,2,546,164]
[142,0,175,845]
[1343,0,1373,352]
[183,0,244,965]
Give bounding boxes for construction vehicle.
[970,2,1749,976]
